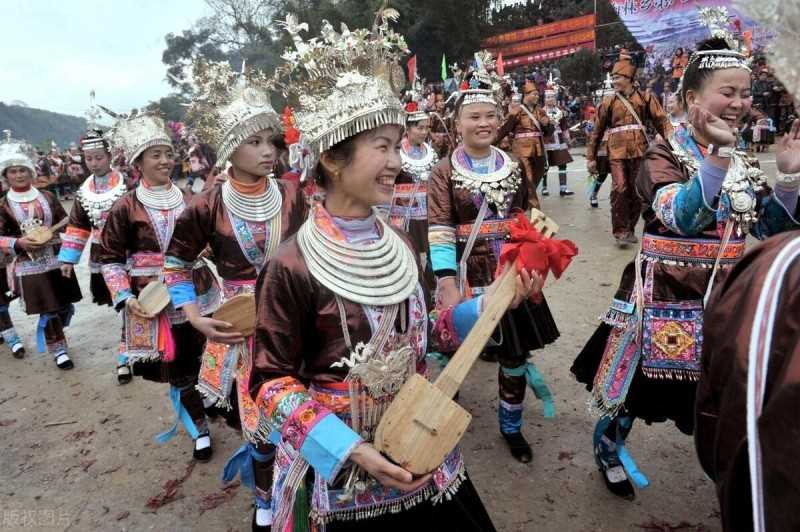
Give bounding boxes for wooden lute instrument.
[25,217,69,245]
[374,209,559,475]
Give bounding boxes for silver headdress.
[188,60,281,166]
[104,110,172,163]
[0,130,37,177]
[736,0,800,100]
[404,78,429,123]
[686,7,751,73]
[459,51,502,108]
[80,91,110,154]
[271,9,409,165]
[544,73,559,98]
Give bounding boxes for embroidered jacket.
[97,189,220,320]
[250,207,483,527]
[164,178,306,308]
[58,171,126,270]
[427,146,527,281]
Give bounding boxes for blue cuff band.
[57,247,82,264]
[300,414,362,482]
[430,243,457,274]
[452,297,481,343]
[167,281,198,308]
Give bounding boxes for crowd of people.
[1,6,799,532]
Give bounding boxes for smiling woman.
[0,135,82,369]
[98,112,222,464]
[571,36,800,502]
[427,54,560,466]
[246,11,540,532]
[163,59,307,531]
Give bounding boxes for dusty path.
[2,152,778,531]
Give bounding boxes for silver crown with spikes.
[187,60,281,166]
[271,9,409,164]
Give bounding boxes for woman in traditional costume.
[695,3,800,528]
[249,13,541,531]
[428,53,560,463]
[571,35,800,500]
[387,99,438,296]
[541,75,574,197]
[58,125,129,382]
[165,60,307,531]
[0,134,82,369]
[0,142,24,360]
[98,113,221,460]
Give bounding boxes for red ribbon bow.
[496,212,578,282]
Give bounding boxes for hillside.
[0,102,86,149]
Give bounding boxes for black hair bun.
[696,37,731,52]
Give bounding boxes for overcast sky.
[0,0,211,119]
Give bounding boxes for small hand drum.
[212,294,257,337]
[137,281,171,316]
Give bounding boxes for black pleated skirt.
[90,272,112,306]
[132,321,205,387]
[325,473,496,532]
[571,323,698,435]
[485,295,560,360]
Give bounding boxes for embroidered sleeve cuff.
[0,237,17,257]
[431,296,482,352]
[101,263,133,308]
[167,281,197,308]
[653,177,716,236]
[57,226,90,264]
[284,403,362,482]
[163,255,197,307]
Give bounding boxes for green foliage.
[158,0,642,114]
[556,48,602,86]
[147,94,191,123]
[0,102,86,147]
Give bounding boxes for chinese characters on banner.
[609,0,772,54]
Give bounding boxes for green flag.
[441,54,447,81]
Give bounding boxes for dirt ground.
[0,152,779,531]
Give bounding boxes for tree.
[556,48,602,87]
[147,95,191,123]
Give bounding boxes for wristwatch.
[708,143,734,158]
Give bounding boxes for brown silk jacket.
[587,90,672,161]
[249,228,425,393]
[167,179,307,282]
[697,230,800,532]
[427,154,527,286]
[497,106,553,159]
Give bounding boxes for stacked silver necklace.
[400,142,438,181]
[135,182,184,210]
[451,146,520,217]
[221,177,282,222]
[297,210,418,306]
[78,173,127,227]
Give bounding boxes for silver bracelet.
[776,173,800,186]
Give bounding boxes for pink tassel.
[159,313,177,362]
